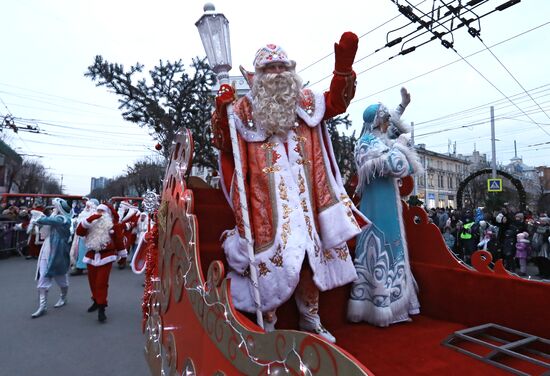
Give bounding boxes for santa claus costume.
[212,33,369,343]
[69,198,99,275]
[76,203,125,322]
[117,201,139,269]
[30,198,72,318]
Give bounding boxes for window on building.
[438,174,444,188]
[428,174,434,188]
[418,175,425,187]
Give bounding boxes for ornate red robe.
[212,72,369,313]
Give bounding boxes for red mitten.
[215,84,236,114]
[86,213,102,223]
[334,32,359,74]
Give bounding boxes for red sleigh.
[143,130,550,375]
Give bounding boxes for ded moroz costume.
[69,198,99,275]
[76,203,125,322]
[212,32,369,343]
[117,201,140,269]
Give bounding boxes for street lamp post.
[196,3,264,328]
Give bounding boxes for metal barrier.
[0,221,28,258]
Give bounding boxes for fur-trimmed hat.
[361,102,410,136]
[253,44,296,71]
[97,203,119,223]
[52,198,71,217]
[119,201,138,211]
[516,231,529,242]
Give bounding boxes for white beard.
[85,215,114,251]
[252,71,302,137]
[77,207,96,222]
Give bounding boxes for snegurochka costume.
[212,32,369,343]
[31,198,72,318]
[347,90,423,327]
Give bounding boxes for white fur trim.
[121,209,138,223]
[83,252,117,266]
[393,142,424,175]
[318,202,361,250]
[296,91,326,127]
[222,229,250,274]
[130,232,147,274]
[81,218,93,229]
[117,250,128,258]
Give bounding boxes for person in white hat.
[211,32,369,343]
[116,201,140,269]
[30,198,73,318]
[347,89,423,327]
[69,198,99,275]
[76,203,125,322]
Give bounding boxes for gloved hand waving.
[334,32,359,75]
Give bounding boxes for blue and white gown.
[347,130,422,327]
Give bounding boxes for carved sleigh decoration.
[144,131,549,375]
[143,130,371,375]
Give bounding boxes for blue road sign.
[487,178,502,192]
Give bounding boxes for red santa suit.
[76,204,125,316]
[117,201,139,268]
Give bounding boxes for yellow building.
[414,144,470,209]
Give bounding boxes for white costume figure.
[30,198,73,318]
[347,88,423,327]
[212,34,369,343]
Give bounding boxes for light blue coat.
[36,215,72,278]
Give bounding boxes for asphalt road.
[0,255,149,376]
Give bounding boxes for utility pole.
[490,106,497,179]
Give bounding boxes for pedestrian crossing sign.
[487,178,502,192]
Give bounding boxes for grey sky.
[1,0,548,194]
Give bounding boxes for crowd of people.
[1,198,149,322]
[428,205,550,278]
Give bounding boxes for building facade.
[414,144,470,209]
[0,139,22,193]
[90,176,109,192]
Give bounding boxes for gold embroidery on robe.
[258,262,271,277]
[335,245,349,261]
[269,245,284,267]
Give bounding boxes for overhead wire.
[399,0,550,138]
[0,82,120,111]
[349,20,550,106]
[297,0,428,75]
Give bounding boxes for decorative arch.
[456,168,526,211]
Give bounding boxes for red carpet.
[192,188,548,375]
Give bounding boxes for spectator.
[515,231,531,276]
[443,227,456,252]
